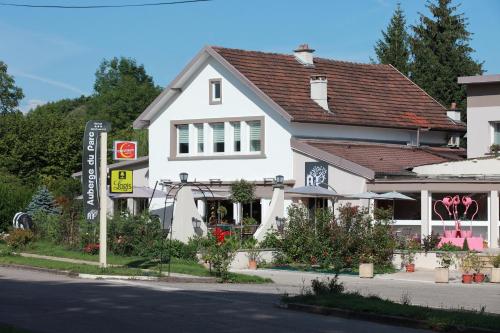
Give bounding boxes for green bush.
[33,212,61,243]
[422,233,441,253]
[311,275,345,296]
[491,255,500,268]
[276,204,396,270]
[6,229,34,250]
[260,228,282,249]
[197,232,239,280]
[0,172,33,231]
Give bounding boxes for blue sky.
[1,0,499,112]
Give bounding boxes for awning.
[377,191,416,201]
[285,186,341,198]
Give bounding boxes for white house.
[133,45,499,248]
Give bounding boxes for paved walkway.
[232,268,500,314]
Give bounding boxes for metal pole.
[99,132,107,268]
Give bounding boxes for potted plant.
[435,252,455,283]
[472,253,485,283]
[490,255,500,283]
[401,240,418,272]
[359,253,374,278]
[244,237,261,270]
[460,252,476,284]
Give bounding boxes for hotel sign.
[82,120,111,222]
[305,161,328,189]
[114,141,137,160]
[110,170,133,193]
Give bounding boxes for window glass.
[375,192,421,220]
[195,124,204,153]
[178,125,189,154]
[214,82,221,99]
[248,121,261,152]
[431,193,488,221]
[495,123,500,144]
[232,122,241,152]
[210,79,221,103]
[212,123,225,152]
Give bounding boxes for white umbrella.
[285,186,341,198]
[343,191,382,214]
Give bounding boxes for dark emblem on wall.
[305,161,328,189]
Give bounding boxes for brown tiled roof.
[212,47,465,132]
[300,139,458,175]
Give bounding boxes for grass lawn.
[0,242,272,283]
[284,292,500,332]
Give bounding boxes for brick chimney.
[294,44,315,66]
[447,102,461,122]
[310,74,329,111]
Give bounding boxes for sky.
[1,0,499,112]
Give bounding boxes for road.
[0,267,431,333]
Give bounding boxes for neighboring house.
[73,156,150,216]
[458,74,500,158]
[134,44,497,242]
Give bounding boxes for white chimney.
[294,44,315,66]
[310,74,329,111]
[447,102,461,122]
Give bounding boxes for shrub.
[6,229,34,250]
[310,275,345,296]
[197,231,239,280]
[422,233,441,253]
[33,211,61,243]
[83,243,100,255]
[0,172,33,231]
[491,255,500,268]
[26,185,60,217]
[439,242,462,252]
[260,228,282,249]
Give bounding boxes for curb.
[0,263,77,277]
[278,302,499,333]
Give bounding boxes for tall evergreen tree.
[374,3,411,75]
[410,0,483,116]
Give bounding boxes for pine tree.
[26,186,60,216]
[374,3,411,75]
[410,0,483,117]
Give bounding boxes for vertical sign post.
[82,121,110,268]
[99,132,107,268]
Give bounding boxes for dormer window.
[209,79,222,104]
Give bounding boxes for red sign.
[114,141,137,160]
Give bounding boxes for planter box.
[491,268,500,283]
[359,263,374,278]
[434,267,449,283]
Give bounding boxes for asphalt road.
[0,267,432,333]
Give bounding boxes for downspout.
[416,128,420,147]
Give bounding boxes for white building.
[133,45,499,248]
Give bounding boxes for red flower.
[83,243,100,255]
[213,227,231,244]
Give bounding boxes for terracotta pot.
[491,268,500,283]
[248,259,257,270]
[462,273,474,284]
[405,264,415,272]
[359,263,374,278]
[474,273,485,283]
[434,267,449,283]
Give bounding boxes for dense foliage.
[0,61,23,114]
[26,186,61,217]
[0,172,33,230]
[275,204,396,270]
[196,229,239,280]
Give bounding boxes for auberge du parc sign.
[82,120,110,222]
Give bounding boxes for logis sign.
[82,120,111,222]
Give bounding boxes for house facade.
[134,45,499,248]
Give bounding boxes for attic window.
[209,79,222,105]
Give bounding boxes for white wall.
[148,57,293,193]
[467,106,500,158]
[413,157,500,176]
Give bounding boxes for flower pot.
[434,267,449,283]
[474,273,485,283]
[248,259,257,270]
[405,263,415,272]
[491,268,500,283]
[359,263,374,278]
[462,273,474,284]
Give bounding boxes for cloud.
[13,71,88,96]
[20,99,47,113]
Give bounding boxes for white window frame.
[209,79,222,105]
[177,124,189,155]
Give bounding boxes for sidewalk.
[231,268,500,314]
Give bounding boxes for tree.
[26,185,60,216]
[88,57,161,132]
[410,0,483,117]
[0,61,24,114]
[374,3,411,75]
[0,171,33,230]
